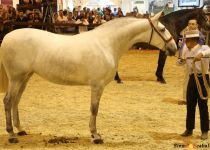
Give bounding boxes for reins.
[190,58,210,100]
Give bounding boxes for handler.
[179,30,210,140]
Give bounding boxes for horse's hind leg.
[89,83,104,144]
[12,73,32,136]
[4,74,32,143]
[4,80,23,143]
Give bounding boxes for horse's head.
[148,11,177,56]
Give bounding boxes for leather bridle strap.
[148,18,173,44]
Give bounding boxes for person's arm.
[194,45,210,62]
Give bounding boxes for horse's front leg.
[89,84,104,144]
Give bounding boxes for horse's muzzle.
[165,43,177,56]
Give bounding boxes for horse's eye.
[160,27,166,32]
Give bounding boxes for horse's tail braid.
[0,53,8,93]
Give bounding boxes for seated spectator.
[52,12,58,23]
[34,13,42,23]
[66,11,76,33]
[93,14,105,24]
[57,10,68,23]
[0,6,10,34]
[104,14,112,22]
[67,11,75,23]
[16,10,28,28]
[16,10,28,22]
[19,0,32,5]
[33,9,43,20]
[6,5,16,21]
[88,10,95,25]
[33,13,42,29]
[112,8,118,17]
[97,7,103,17]
[55,10,68,33]
[117,7,124,18]
[63,9,68,17]
[27,13,33,27]
[75,12,89,33]
[72,10,78,20]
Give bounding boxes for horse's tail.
[0,48,8,93]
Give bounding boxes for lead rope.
[192,60,209,100]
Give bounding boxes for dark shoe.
[181,130,193,137]
[157,77,166,84]
[178,100,187,105]
[201,132,208,140]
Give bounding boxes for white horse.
[0,11,177,144]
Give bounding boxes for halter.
[147,18,173,46]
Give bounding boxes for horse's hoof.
[91,134,103,144]
[8,138,19,143]
[92,138,104,144]
[17,131,27,136]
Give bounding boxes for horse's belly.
[37,72,89,85]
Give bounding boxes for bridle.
[147,18,173,46]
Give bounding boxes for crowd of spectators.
[0,1,152,40]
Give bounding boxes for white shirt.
[183,44,210,75]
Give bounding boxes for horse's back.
[0,28,116,85]
[2,28,55,46]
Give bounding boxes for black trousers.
[155,50,167,79]
[186,74,209,132]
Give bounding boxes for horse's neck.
[95,19,150,61]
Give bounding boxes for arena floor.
[0,50,209,149]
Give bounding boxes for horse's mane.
[162,9,200,19]
[95,17,144,30]
[159,8,205,41]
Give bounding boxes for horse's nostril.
[165,49,176,56]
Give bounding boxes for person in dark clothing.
[155,50,167,83]
[15,10,28,29]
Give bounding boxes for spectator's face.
[59,10,63,16]
[105,10,109,15]
[68,12,73,19]
[188,19,198,30]
[29,14,33,19]
[19,12,24,17]
[69,12,73,16]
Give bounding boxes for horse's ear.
[151,10,163,21]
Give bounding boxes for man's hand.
[193,53,203,62]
